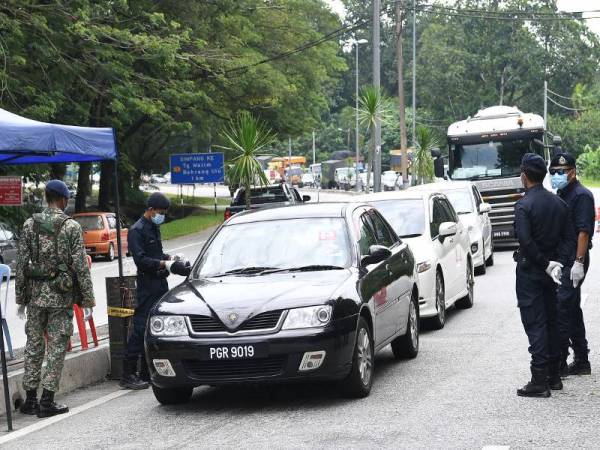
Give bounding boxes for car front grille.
[188,310,283,334]
[182,356,287,381]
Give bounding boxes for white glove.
[545,261,563,285]
[570,261,585,288]
[164,260,175,272]
[17,305,27,320]
[83,307,93,321]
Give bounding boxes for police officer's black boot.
[19,389,39,415]
[559,359,569,379]
[568,355,591,376]
[37,389,69,418]
[139,359,151,384]
[119,358,149,390]
[517,367,551,398]
[547,361,563,390]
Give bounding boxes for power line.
[547,87,595,102]
[546,94,586,112]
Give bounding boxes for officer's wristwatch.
[575,256,585,264]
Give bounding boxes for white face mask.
[152,213,165,225]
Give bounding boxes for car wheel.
[152,385,193,405]
[106,244,115,262]
[427,271,445,330]
[342,316,374,398]
[485,248,494,267]
[475,240,487,275]
[391,291,419,359]
[456,261,474,309]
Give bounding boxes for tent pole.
[112,130,124,283]
[0,298,13,431]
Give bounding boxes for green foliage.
[576,146,600,180]
[221,112,275,209]
[413,126,436,185]
[548,110,600,159]
[160,213,223,241]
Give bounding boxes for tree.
[413,126,436,185]
[221,112,275,209]
[394,1,409,186]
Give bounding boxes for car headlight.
[471,242,479,254]
[150,315,188,336]
[417,261,432,273]
[282,306,332,330]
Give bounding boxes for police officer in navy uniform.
[120,192,191,390]
[550,152,595,377]
[514,153,576,397]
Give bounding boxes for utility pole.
[373,0,382,192]
[543,80,548,130]
[411,0,417,149]
[288,137,292,187]
[355,40,361,192]
[312,130,316,166]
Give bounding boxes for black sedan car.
[145,202,419,404]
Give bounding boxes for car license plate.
[493,230,511,238]
[203,343,267,360]
[85,248,92,254]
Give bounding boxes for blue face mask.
[151,213,165,225]
[551,173,569,190]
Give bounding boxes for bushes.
[576,145,600,180]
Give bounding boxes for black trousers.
[516,265,559,371]
[556,257,590,360]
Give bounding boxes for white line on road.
[482,446,510,450]
[165,240,207,253]
[0,389,132,445]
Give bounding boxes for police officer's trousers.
[557,257,590,361]
[516,266,559,370]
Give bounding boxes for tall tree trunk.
[75,162,91,212]
[50,163,66,180]
[98,160,113,211]
[366,132,375,194]
[395,1,408,186]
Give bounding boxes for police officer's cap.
[520,153,547,176]
[550,152,576,168]
[45,180,71,199]
[147,192,171,210]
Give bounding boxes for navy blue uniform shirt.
[128,216,169,276]
[557,179,595,250]
[514,185,576,270]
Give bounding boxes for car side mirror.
[478,203,492,214]
[361,245,392,268]
[434,158,445,178]
[439,222,457,239]
[302,195,311,202]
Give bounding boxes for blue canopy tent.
[0,107,124,430]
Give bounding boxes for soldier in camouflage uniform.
[15,180,95,418]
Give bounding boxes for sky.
[325,0,600,35]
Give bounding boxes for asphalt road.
[1,236,599,449]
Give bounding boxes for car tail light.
[224,209,232,220]
[101,231,109,241]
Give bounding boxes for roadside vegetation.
[161,213,223,241]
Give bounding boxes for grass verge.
[164,192,230,206]
[581,178,600,189]
[161,213,223,241]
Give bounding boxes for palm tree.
[221,112,276,209]
[357,86,393,192]
[413,126,437,185]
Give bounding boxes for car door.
[106,214,118,246]
[472,185,491,255]
[440,197,467,298]
[369,209,413,336]
[0,226,17,269]
[430,196,459,300]
[355,209,394,347]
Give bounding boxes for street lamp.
[354,38,368,192]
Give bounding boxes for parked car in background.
[410,181,493,275]
[72,212,129,261]
[224,184,310,220]
[357,191,474,330]
[151,174,168,184]
[300,172,315,188]
[381,171,401,191]
[0,223,18,272]
[359,172,374,191]
[335,167,356,190]
[146,202,420,404]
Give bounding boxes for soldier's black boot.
[19,389,39,415]
[37,389,69,418]
[547,361,563,390]
[139,359,151,383]
[559,359,569,379]
[517,367,551,398]
[119,359,149,390]
[568,356,591,376]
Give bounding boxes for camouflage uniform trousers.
[22,305,74,392]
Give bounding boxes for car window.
[430,199,445,238]
[0,227,6,242]
[357,214,378,256]
[445,189,474,214]
[3,229,13,240]
[440,198,458,222]
[371,199,425,238]
[232,186,289,206]
[74,215,104,231]
[291,188,302,202]
[369,210,396,247]
[107,215,117,230]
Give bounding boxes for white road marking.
[165,240,207,253]
[482,446,509,450]
[581,293,589,308]
[0,389,132,445]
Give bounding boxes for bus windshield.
[450,138,543,180]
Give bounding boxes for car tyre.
[106,243,115,262]
[456,261,474,309]
[152,385,193,405]
[427,271,445,330]
[392,291,419,359]
[342,316,374,398]
[485,249,494,267]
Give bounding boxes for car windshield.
[445,190,474,214]
[232,186,289,206]
[450,138,542,180]
[195,218,352,277]
[371,199,425,237]
[74,215,103,231]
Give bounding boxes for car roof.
[409,181,473,192]
[226,202,356,225]
[354,191,429,202]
